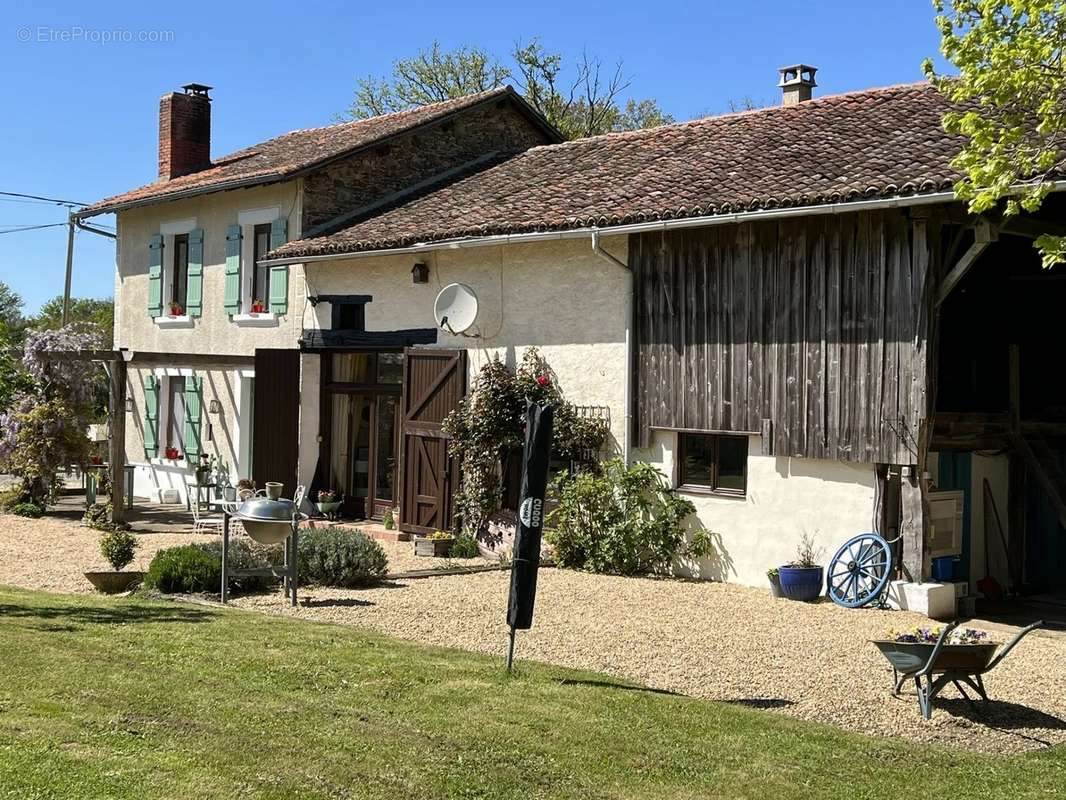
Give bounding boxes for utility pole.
[62,211,75,326]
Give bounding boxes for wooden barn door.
[400,348,466,535]
[252,348,301,495]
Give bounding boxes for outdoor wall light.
[208,399,222,414]
[411,262,429,284]
[124,398,134,412]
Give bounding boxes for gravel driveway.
[3,512,1064,754]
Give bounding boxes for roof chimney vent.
[158,83,212,180]
[182,82,213,97]
[778,64,817,105]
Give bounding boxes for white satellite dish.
[434,283,479,335]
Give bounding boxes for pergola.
[44,349,254,523]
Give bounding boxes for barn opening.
[932,197,1066,616]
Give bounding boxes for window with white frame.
[158,218,196,319]
[237,207,281,317]
[166,376,186,453]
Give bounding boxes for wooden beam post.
[1007,449,1025,592]
[900,464,926,582]
[109,356,127,524]
[935,219,996,307]
[1009,343,1021,435]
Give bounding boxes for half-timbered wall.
[632,209,937,464]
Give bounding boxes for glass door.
[322,352,402,520]
[370,395,399,518]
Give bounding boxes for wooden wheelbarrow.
[872,620,1045,719]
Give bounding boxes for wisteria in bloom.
[21,326,102,410]
[0,325,103,504]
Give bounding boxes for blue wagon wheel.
[826,533,892,608]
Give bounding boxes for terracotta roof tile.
[271,82,969,258]
[80,87,525,216]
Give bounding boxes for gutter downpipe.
[590,228,632,466]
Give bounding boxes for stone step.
[299,517,410,542]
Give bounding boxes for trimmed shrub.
[450,533,480,559]
[194,538,281,593]
[0,485,32,512]
[10,502,44,518]
[297,527,387,588]
[144,545,221,594]
[100,528,137,571]
[547,459,709,576]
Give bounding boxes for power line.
[0,190,86,207]
[0,223,68,235]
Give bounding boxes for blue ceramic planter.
[778,565,824,602]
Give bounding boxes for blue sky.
[0,0,948,313]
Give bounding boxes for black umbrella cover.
[507,401,554,631]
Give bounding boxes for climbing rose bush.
[442,347,609,537]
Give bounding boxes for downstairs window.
[678,433,748,496]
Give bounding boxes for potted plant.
[767,567,783,598]
[415,530,455,557]
[84,527,142,594]
[168,301,184,317]
[195,453,212,484]
[778,533,825,602]
[382,506,396,530]
[164,446,182,460]
[315,489,342,518]
[250,299,267,314]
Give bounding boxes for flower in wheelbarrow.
[888,626,994,645]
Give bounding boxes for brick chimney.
[158,83,212,180]
[778,65,817,105]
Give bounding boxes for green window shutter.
[143,374,159,457]
[225,224,242,315]
[268,217,288,314]
[186,228,204,317]
[184,375,203,460]
[148,234,164,318]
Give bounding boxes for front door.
[253,348,300,494]
[400,348,466,535]
[329,393,399,518]
[321,352,402,520]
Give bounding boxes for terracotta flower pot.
[84,571,144,594]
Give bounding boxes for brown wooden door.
[400,348,466,535]
[252,348,301,495]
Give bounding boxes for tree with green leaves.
[0,282,25,342]
[924,0,1066,266]
[344,39,674,140]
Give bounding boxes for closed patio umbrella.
[506,401,554,671]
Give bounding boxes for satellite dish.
[434,283,479,335]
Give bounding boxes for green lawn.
[0,587,1063,800]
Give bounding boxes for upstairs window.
[170,233,189,313]
[678,433,747,496]
[251,223,272,308]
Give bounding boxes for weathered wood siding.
[632,209,936,464]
